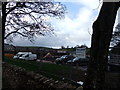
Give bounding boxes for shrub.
[4,54,14,58]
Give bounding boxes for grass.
[3,57,86,85]
[4,57,72,74]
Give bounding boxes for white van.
[19,53,37,60]
[13,52,32,59]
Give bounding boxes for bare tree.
[83,2,120,90]
[2,2,66,42]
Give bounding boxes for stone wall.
[2,62,83,89]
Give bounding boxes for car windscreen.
[61,55,67,58]
[16,54,24,57]
[19,54,24,57]
[22,54,29,57]
[73,57,81,61]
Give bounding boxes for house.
[109,43,120,65]
[108,43,120,71]
[4,43,15,53]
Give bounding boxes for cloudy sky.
[8,0,119,48]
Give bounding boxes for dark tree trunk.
[83,2,120,90]
[2,2,7,60]
[2,2,7,40]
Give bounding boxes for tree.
[61,46,65,49]
[2,2,66,42]
[83,2,120,90]
[111,23,120,46]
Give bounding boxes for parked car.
[67,57,89,66]
[19,53,37,60]
[55,55,75,64]
[13,52,32,59]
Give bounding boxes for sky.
[6,0,119,48]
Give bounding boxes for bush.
[4,54,14,58]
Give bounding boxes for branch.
[4,30,18,39]
[6,2,26,15]
[6,3,18,15]
[5,2,66,42]
[16,32,28,37]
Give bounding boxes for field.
[3,57,86,84]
